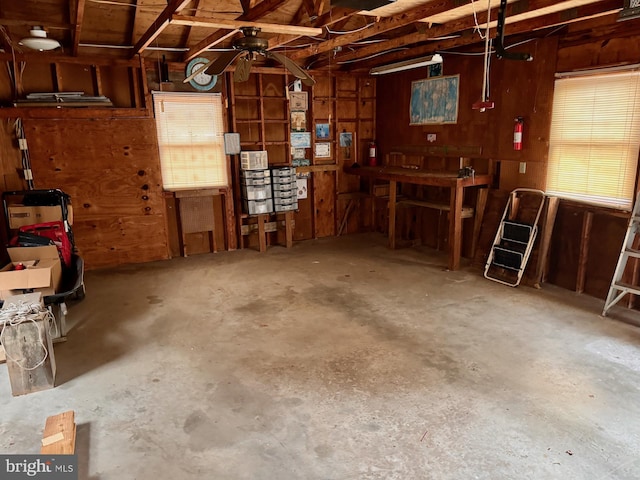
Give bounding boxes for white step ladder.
[602,191,640,316]
[484,189,546,287]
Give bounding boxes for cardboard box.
[8,204,74,229]
[0,246,62,300]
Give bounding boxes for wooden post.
[92,65,103,96]
[470,187,489,258]
[222,189,237,250]
[576,210,593,294]
[388,180,397,249]
[52,63,63,91]
[139,56,151,110]
[130,66,142,108]
[448,180,464,270]
[534,196,560,288]
[285,211,294,248]
[257,214,267,252]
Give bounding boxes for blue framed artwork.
[410,74,459,125]
[315,123,330,139]
[291,132,311,148]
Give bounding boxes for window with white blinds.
[546,70,640,210]
[153,92,228,190]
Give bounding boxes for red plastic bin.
[18,220,72,267]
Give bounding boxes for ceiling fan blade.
[266,51,315,86]
[234,56,254,83]
[183,61,210,84]
[205,50,245,76]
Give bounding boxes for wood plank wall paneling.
[294,197,314,241]
[374,23,640,303]
[23,118,169,269]
[314,171,336,238]
[376,35,558,191]
[585,213,626,298]
[493,36,558,165]
[0,66,13,100]
[547,203,584,291]
[0,121,26,262]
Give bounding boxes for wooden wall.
[547,14,640,301]
[23,117,169,269]
[376,35,558,192]
[375,14,640,304]
[0,52,376,267]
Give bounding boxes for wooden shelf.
[0,107,150,119]
[240,141,290,146]
[235,95,287,101]
[236,119,287,124]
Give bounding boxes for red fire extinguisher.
[369,141,377,166]
[513,117,524,151]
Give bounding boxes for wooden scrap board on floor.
[41,411,76,455]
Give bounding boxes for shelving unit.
[228,72,295,251]
[309,75,377,237]
[230,73,291,165]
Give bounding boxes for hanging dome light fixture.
[19,26,61,51]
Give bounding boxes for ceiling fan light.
[19,27,61,51]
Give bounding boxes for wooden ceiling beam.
[0,18,73,29]
[312,6,356,28]
[301,0,317,19]
[131,0,191,57]
[171,15,323,35]
[130,0,140,45]
[182,0,202,48]
[239,0,252,14]
[289,0,475,60]
[327,0,583,67]
[182,0,287,62]
[267,7,358,50]
[352,0,622,71]
[71,0,86,56]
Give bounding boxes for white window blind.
[153,92,228,190]
[546,70,640,210]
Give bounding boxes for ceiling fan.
[183,27,315,86]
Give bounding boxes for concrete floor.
[1,233,640,480]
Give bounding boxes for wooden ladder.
[602,191,640,316]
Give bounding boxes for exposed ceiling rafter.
[322,0,586,68]
[131,0,191,57]
[181,0,202,48]
[289,0,476,60]
[171,15,323,35]
[182,0,287,62]
[0,18,72,29]
[352,0,622,71]
[239,0,252,14]
[267,7,358,51]
[71,0,86,56]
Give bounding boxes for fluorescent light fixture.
[19,27,61,51]
[369,54,443,76]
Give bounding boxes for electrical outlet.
[427,133,436,143]
[519,162,527,174]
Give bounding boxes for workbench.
[344,166,491,270]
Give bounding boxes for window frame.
[152,91,230,192]
[546,68,640,211]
